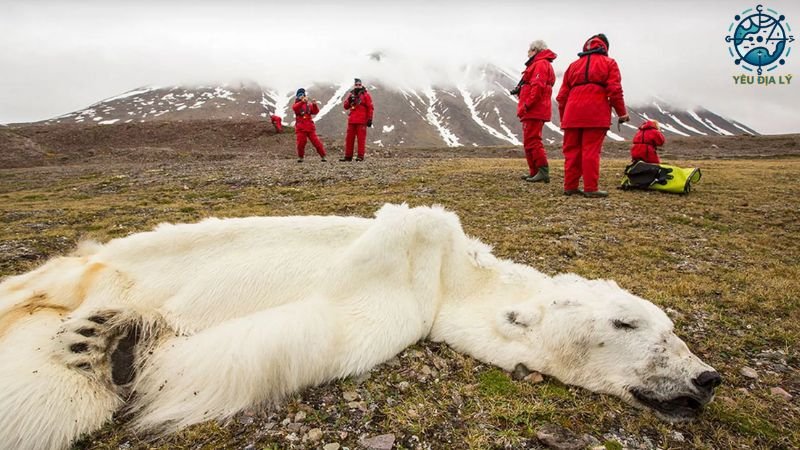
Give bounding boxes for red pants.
[562,128,607,192]
[522,120,548,175]
[296,130,326,158]
[345,123,368,159]
[272,122,282,133]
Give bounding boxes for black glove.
[367,119,373,128]
[348,95,356,105]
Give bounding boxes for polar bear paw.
[56,310,144,388]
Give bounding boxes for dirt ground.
[3,121,799,169]
[1,123,799,449]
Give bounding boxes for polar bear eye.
[612,319,637,330]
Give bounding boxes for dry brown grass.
[0,156,798,449]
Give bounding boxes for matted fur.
[0,204,718,449]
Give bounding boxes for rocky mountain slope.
[36,67,758,148]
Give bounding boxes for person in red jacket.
[630,120,665,164]
[516,40,557,183]
[556,34,630,197]
[341,78,374,162]
[291,88,326,163]
[269,114,283,133]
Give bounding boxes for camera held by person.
[509,81,523,97]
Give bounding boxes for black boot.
[527,166,550,183]
[339,157,352,162]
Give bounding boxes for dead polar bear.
[0,203,720,449]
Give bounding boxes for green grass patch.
[478,369,518,397]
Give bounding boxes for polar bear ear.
[495,303,541,339]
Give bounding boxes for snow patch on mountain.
[458,85,520,145]
[315,83,351,122]
[544,122,564,136]
[642,112,690,137]
[98,87,158,104]
[731,122,755,135]
[606,130,625,141]
[670,114,708,135]
[703,119,734,136]
[659,122,690,137]
[494,106,521,143]
[263,89,293,120]
[212,87,236,101]
[688,111,734,136]
[422,88,461,147]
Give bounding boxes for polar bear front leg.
[130,297,342,433]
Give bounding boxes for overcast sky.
[1,0,798,133]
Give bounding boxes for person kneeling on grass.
[292,88,327,163]
[630,120,665,164]
[270,114,283,133]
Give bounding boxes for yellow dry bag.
[620,161,702,194]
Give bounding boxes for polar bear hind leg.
[0,307,166,450]
[56,307,167,389]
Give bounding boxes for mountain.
[0,126,50,168]
[37,67,757,148]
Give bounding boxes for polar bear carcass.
[0,204,720,449]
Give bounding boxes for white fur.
[0,204,717,449]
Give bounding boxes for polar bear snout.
[628,367,721,421]
[692,370,722,395]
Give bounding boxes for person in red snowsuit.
[270,114,283,133]
[516,40,557,183]
[556,34,629,197]
[341,78,374,161]
[630,120,665,164]
[291,88,326,162]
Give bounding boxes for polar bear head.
[498,273,721,421]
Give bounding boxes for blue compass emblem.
[726,4,794,75]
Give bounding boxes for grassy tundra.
[0,150,798,449]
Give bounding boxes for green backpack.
[620,161,702,194]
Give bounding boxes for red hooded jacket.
[630,120,666,162]
[518,49,557,122]
[343,89,374,125]
[556,37,627,129]
[292,100,319,133]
